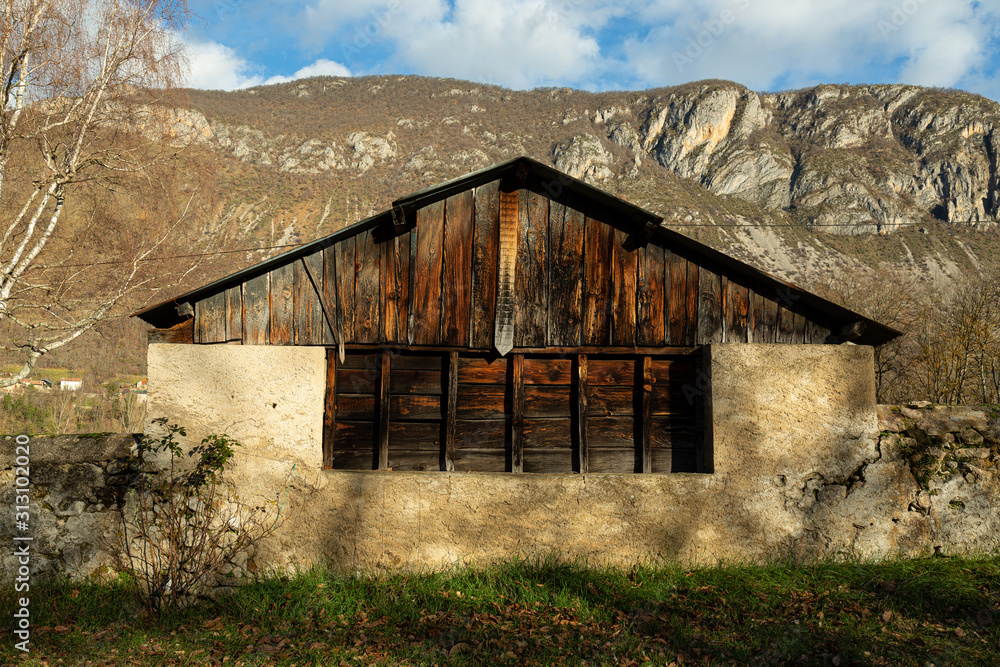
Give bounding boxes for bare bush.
[108,419,288,613]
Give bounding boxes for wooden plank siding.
[412,199,445,345]
[181,186,847,353]
[611,228,638,347]
[469,180,500,349]
[548,198,585,347]
[582,214,613,346]
[442,191,474,346]
[325,349,700,474]
[514,190,548,347]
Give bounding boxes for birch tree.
[0,0,188,386]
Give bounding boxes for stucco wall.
[146,343,327,469]
[5,344,1000,583]
[144,343,884,571]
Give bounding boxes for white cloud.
[184,40,263,90]
[393,0,602,88]
[263,59,352,85]
[619,0,1000,95]
[182,41,351,90]
[295,0,607,89]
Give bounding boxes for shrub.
[108,418,287,613]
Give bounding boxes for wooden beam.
[300,256,339,347]
[390,204,408,234]
[510,353,524,472]
[148,319,193,344]
[323,349,337,468]
[576,354,589,474]
[378,351,391,470]
[640,355,653,473]
[445,351,458,471]
[495,188,519,355]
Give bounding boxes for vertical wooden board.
[583,217,612,345]
[763,295,779,343]
[378,352,390,470]
[412,200,445,345]
[637,244,665,346]
[354,229,381,344]
[611,228,638,347]
[494,188,520,355]
[206,292,227,343]
[777,304,795,343]
[322,246,339,345]
[444,351,458,471]
[696,265,723,344]
[470,180,500,349]
[514,190,548,347]
[684,256,700,344]
[727,278,749,344]
[442,190,475,346]
[640,356,652,473]
[294,254,325,345]
[336,237,357,344]
[225,286,242,341]
[396,232,411,344]
[323,350,336,467]
[269,264,294,345]
[547,199,585,347]
[193,300,205,344]
[510,354,525,473]
[792,311,807,344]
[243,273,269,345]
[806,318,831,344]
[748,288,765,343]
[575,354,588,474]
[666,250,686,345]
[381,236,398,343]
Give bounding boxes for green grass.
[3,555,999,665]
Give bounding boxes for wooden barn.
[135,156,899,478]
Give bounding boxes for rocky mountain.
[12,75,998,415]
[141,76,999,302]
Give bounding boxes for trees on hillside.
[0,0,190,387]
[828,268,1000,405]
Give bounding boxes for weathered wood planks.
[611,228,638,347]
[327,350,701,474]
[515,190,548,347]
[510,354,525,473]
[547,199,584,347]
[442,191,474,346]
[412,200,445,345]
[188,183,843,352]
[494,188,519,355]
[294,253,325,344]
[583,214,613,345]
[470,181,500,349]
[355,230,381,344]
[638,244,665,346]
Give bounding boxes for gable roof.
[133,156,901,346]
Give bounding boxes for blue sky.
[181,0,1000,100]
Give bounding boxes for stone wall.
[3,344,999,583]
[0,435,135,581]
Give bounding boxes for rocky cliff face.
[597,82,1000,234]
[154,76,1000,300]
